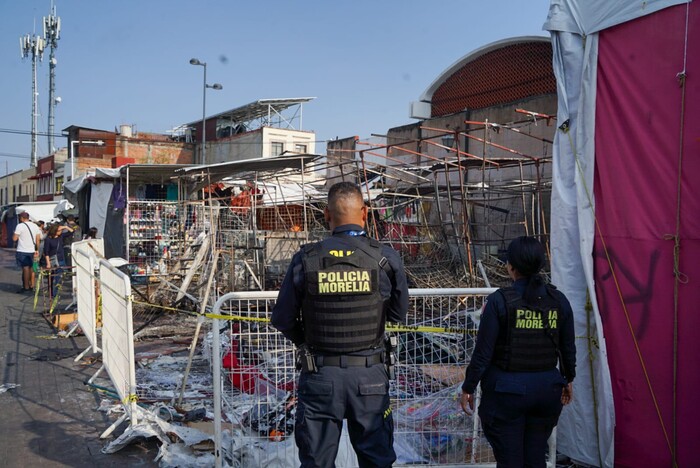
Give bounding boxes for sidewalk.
[0,248,158,467]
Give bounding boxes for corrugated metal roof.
[182,97,316,128]
[177,154,321,190]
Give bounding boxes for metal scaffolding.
[127,113,553,310]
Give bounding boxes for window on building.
[271,141,284,157]
[55,177,63,194]
[295,144,307,154]
[13,186,16,202]
[18,185,21,197]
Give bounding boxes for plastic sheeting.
[88,182,113,240]
[15,202,60,223]
[545,1,692,466]
[548,29,614,468]
[102,405,216,466]
[544,0,688,35]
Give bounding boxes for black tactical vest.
[493,285,561,372]
[300,236,388,354]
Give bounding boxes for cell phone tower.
[20,32,45,167]
[44,3,61,154]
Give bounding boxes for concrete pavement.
[0,248,158,467]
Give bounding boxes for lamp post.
[189,58,222,164]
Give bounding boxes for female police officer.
[460,236,575,467]
[272,182,408,468]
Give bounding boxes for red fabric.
[222,347,261,395]
[594,4,700,466]
[222,339,295,394]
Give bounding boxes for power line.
[0,152,32,160]
[0,127,336,147]
[0,127,65,138]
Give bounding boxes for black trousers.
[478,367,566,468]
[295,362,394,468]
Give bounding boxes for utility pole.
[20,33,45,167]
[44,3,61,154]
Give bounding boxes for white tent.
[16,201,62,224]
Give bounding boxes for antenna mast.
[20,32,45,167]
[44,3,61,154]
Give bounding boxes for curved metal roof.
[417,36,550,103]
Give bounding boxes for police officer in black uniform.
[272,182,409,468]
[460,236,576,468]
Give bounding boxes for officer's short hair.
[328,182,362,203]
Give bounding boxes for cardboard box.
[51,312,78,331]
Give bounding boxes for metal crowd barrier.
[97,258,138,438]
[68,244,101,365]
[90,284,559,466]
[210,289,504,468]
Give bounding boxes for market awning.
[14,201,61,223]
[176,154,322,191]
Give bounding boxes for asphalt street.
[0,248,158,467]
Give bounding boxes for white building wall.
[262,128,315,158]
[20,168,36,201]
[208,127,316,172]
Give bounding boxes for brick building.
[62,124,194,182]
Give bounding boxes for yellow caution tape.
[132,300,475,334]
[386,323,473,335]
[205,313,273,323]
[205,312,473,334]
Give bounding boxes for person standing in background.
[83,227,98,240]
[460,236,576,468]
[43,223,74,298]
[13,212,41,293]
[36,221,47,267]
[62,214,81,266]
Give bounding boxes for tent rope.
[666,3,691,463]
[560,124,675,464]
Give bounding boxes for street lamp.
[190,58,222,164]
[441,133,455,150]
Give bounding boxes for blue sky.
[0,0,551,173]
